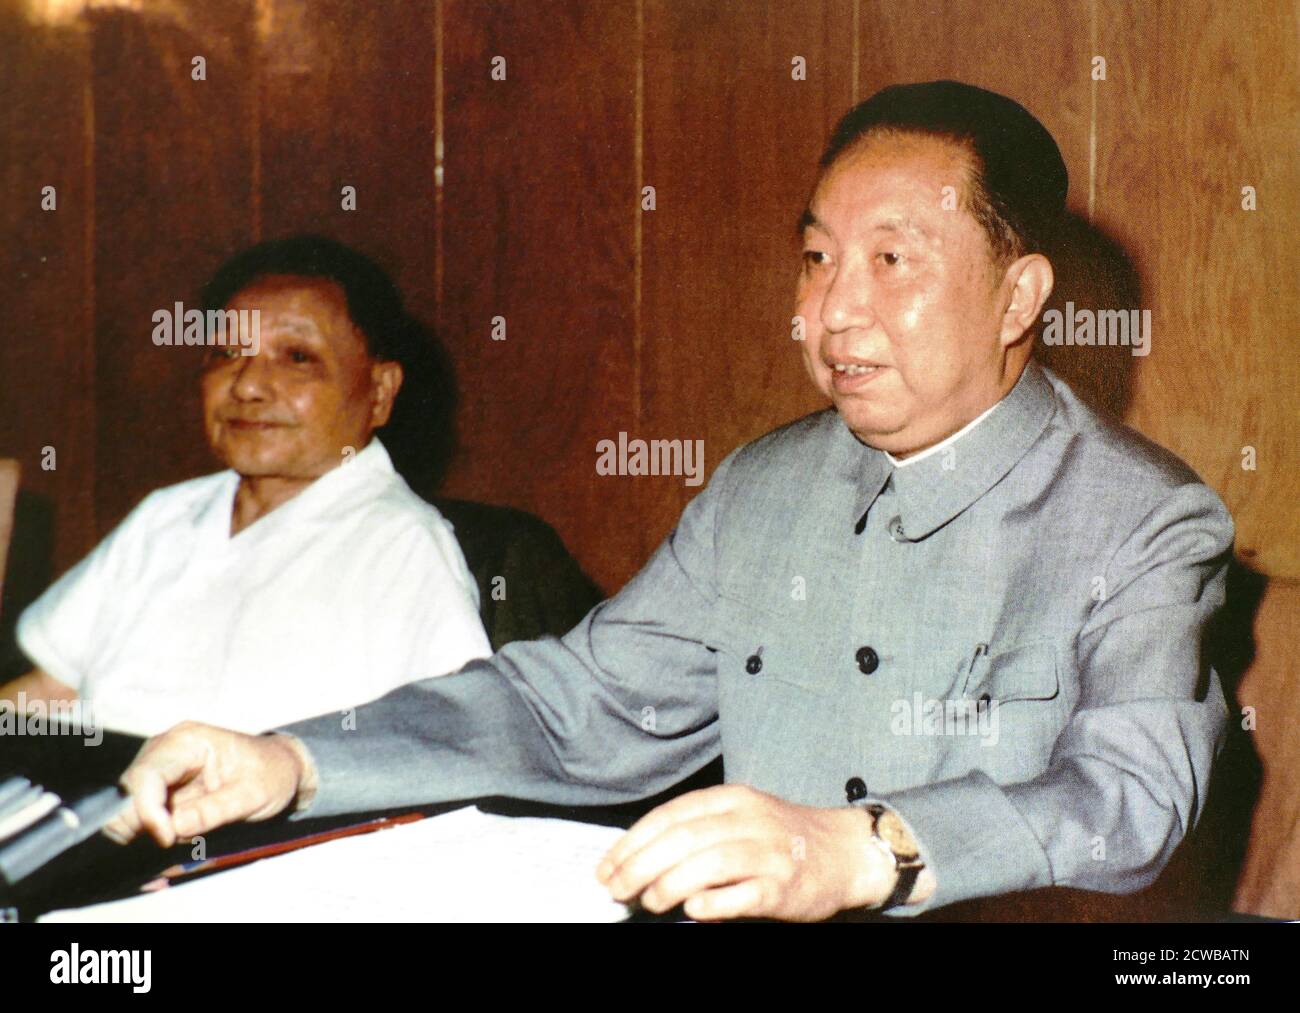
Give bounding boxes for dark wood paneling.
[1232,578,1300,919]
[0,7,95,575]
[258,0,439,323]
[639,0,853,550]
[438,0,640,592]
[89,2,258,533]
[856,0,1092,192]
[1095,0,1300,578]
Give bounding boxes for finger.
[120,765,181,848]
[639,838,770,914]
[119,733,213,848]
[598,785,752,881]
[682,878,774,922]
[102,805,142,845]
[171,779,268,839]
[171,777,213,808]
[166,779,215,838]
[605,813,747,902]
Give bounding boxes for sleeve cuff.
[869,769,1054,917]
[14,614,85,694]
[263,733,320,815]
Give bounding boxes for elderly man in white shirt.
[1,236,491,736]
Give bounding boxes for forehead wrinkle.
[261,314,324,339]
[871,215,936,241]
[824,206,949,258]
[823,135,975,229]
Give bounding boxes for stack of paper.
[42,806,631,922]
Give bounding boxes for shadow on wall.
[1169,559,1267,914]
[1034,210,1143,420]
[1034,210,1266,917]
[379,312,460,504]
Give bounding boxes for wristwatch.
[859,802,925,910]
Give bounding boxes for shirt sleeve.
[15,499,154,692]
[281,453,738,819]
[395,515,494,679]
[870,481,1234,915]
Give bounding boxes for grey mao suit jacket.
[283,360,1234,914]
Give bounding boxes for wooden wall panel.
[438,0,640,592]
[857,0,1093,192]
[89,2,257,534]
[257,0,439,324]
[1095,0,1300,577]
[639,0,852,550]
[0,4,95,577]
[1232,578,1300,919]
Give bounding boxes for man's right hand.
[104,722,315,847]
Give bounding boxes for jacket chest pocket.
[709,594,833,695]
[710,595,848,800]
[951,638,1065,784]
[961,639,1060,703]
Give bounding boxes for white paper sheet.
[42,806,631,923]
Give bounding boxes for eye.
[205,347,239,365]
[287,348,316,365]
[802,249,830,269]
[877,251,905,267]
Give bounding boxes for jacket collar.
[843,359,1058,539]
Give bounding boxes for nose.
[229,353,272,401]
[819,252,876,334]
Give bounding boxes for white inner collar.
[885,397,1004,468]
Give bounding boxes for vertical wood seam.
[851,0,860,104]
[251,0,264,241]
[434,0,445,328]
[1088,0,1098,222]
[81,64,97,542]
[634,0,644,429]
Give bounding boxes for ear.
[369,361,404,428]
[997,253,1054,348]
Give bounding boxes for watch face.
[878,811,920,861]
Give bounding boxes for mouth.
[224,419,283,431]
[826,360,888,393]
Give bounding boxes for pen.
[155,811,427,882]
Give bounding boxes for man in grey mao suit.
[111,81,1234,922]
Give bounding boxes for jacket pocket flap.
[709,594,826,693]
[964,640,1059,702]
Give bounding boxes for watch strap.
[861,802,924,911]
[884,863,921,911]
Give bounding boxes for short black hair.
[819,80,1069,264]
[200,234,411,363]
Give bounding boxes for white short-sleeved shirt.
[17,438,492,736]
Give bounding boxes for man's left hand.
[596,784,901,921]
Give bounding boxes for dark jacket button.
[845,776,868,802]
[745,654,763,674]
[855,646,879,675]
